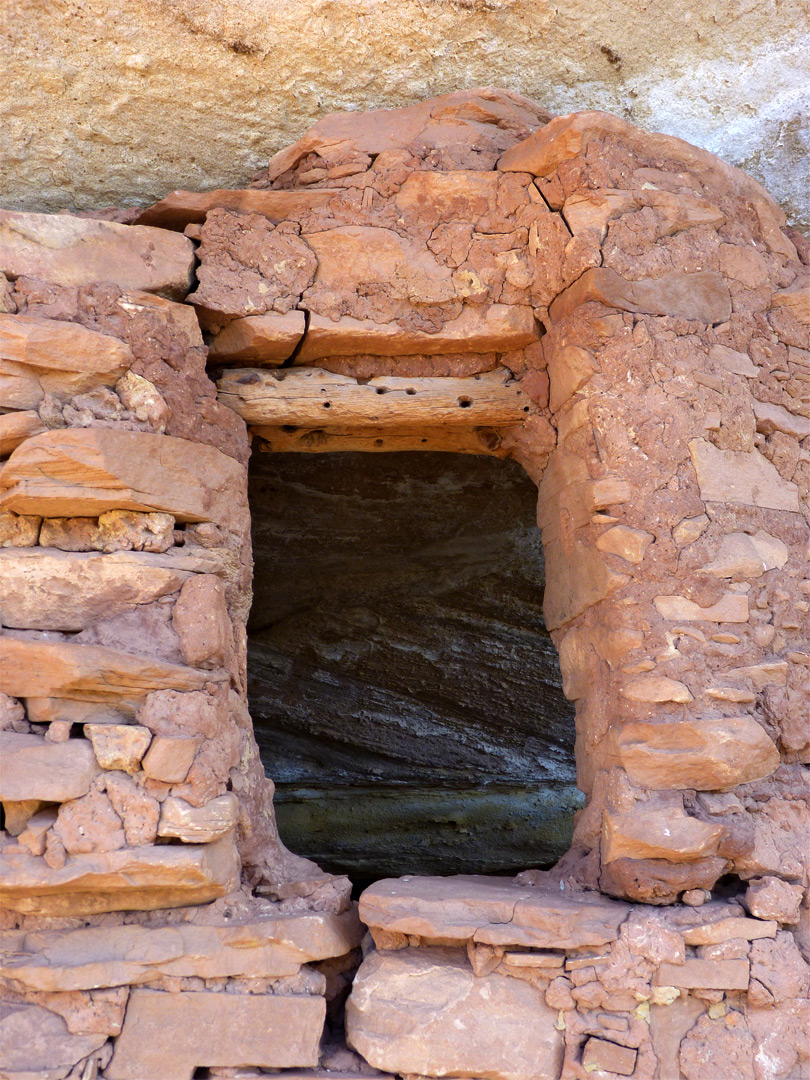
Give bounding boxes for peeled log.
[218,366,530,428]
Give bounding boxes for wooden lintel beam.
[251,424,517,457]
[217,366,531,428]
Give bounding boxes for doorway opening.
[247,448,580,890]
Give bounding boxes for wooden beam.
[252,424,517,456]
[217,366,531,428]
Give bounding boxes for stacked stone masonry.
[0,89,808,1079]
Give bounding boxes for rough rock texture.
[346,946,563,1080]
[2,3,808,235]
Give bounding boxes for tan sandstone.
[0,209,195,299]
[0,731,98,802]
[346,947,563,1080]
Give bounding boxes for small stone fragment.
[157,793,239,843]
[84,724,152,774]
[673,514,709,547]
[699,531,789,578]
[744,877,804,924]
[620,675,693,703]
[655,958,750,990]
[596,525,654,564]
[17,808,58,855]
[141,735,201,783]
[582,1036,637,1077]
[0,509,40,547]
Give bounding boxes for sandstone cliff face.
[2,0,809,233]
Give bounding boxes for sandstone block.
[358,875,628,949]
[689,438,800,511]
[157,793,239,842]
[27,698,132,725]
[207,310,306,363]
[699,530,789,578]
[548,267,732,325]
[541,536,629,631]
[346,947,563,1080]
[653,593,749,622]
[53,786,127,855]
[0,312,134,400]
[753,398,810,440]
[0,1001,107,1080]
[172,574,232,666]
[0,731,98,803]
[601,856,728,905]
[673,514,709,547]
[582,1037,637,1077]
[681,916,778,945]
[0,209,195,299]
[2,798,47,836]
[0,409,46,457]
[17,808,58,856]
[106,990,324,1080]
[596,524,654,564]
[546,343,597,411]
[0,638,210,706]
[709,344,758,377]
[1,909,365,991]
[744,877,805,924]
[296,304,539,361]
[141,734,201,782]
[84,724,152,773]
[0,509,40,548]
[620,675,693,703]
[0,833,240,915]
[0,548,193,631]
[617,716,780,790]
[654,958,750,989]
[0,428,246,525]
[603,803,725,864]
[39,510,176,554]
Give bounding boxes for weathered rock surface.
[549,267,732,324]
[0,548,194,630]
[0,1000,107,1080]
[0,833,240,915]
[359,876,628,948]
[0,731,98,802]
[616,717,780,790]
[0,210,195,298]
[346,947,563,1080]
[106,989,325,1080]
[157,793,239,842]
[0,637,210,706]
[0,428,246,525]
[0,908,364,990]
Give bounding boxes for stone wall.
[1,89,809,1080]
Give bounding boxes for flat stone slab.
[0,427,245,525]
[0,731,99,802]
[1,908,364,991]
[0,637,211,706]
[359,875,629,949]
[0,547,196,631]
[105,989,324,1080]
[0,1000,106,1080]
[0,209,195,299]
[0,834,239,916]
[346,946,563,1080]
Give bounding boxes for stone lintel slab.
[105,989,325,1080]
[358,875,629,949]
[0,834,240,916]
[0,908,364,991]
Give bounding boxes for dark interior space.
[247,450,580,884]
